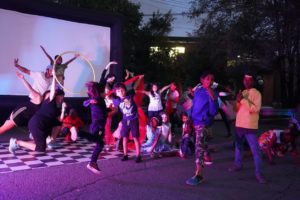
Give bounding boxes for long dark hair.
[150,83,158,97]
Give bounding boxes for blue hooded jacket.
[191,87,219,126]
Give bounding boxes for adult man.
[228,73,267,184]
[14,58,53,97]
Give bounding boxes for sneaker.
[135,155,142,163]
[204,155,213,165]
[121,155,129,161]
[186,175,204,186]
[86,162,101,175]
[47,140,61,149]
[228,165,243,172]
[256,174,267,184]
[71,131,77,142]
[46,136,52,144]
[28,133,34,140]
[8,138,19,154]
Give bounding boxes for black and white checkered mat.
[0,138,135,173]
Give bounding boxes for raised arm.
[49,74,56,101]
[63,53,80,66]
[99,61,118,84]
[59,102,67,121]
[159,84,171,94]
[16,71,41,102]
[133,75,144,90]
[14,58,30,75]
[106,61,118,72]
[125,69,134,80]
[40,45,54,65]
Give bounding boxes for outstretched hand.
[14,58,19,67]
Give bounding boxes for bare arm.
[63,53,80,65]
[105,61,118,71]
[49,74,56,101]
[159,84,171,94]
[14,58,30,75]
[125,69,134,80]
[168,128,172,143]
[59,102,67,121]
[100,61,118,84]
[16,72,41,102]
[40,45,54,65]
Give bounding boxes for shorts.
[121,118,139,138]
[11,102,40,127]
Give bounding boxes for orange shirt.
[235,88,261,129]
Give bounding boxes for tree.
[133,11,177,85]
[188,0,300,107]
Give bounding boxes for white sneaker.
[8,138,19,154]
[71,132,77,141]
[87,162,101,175]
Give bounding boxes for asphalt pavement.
[0,120,299,200]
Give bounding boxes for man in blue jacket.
[186,71,219,186]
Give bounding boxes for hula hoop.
[52,51,96,94]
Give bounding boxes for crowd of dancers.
[1,47,299,186]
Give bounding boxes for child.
[40,45,79,87]
[136,83,171,120]
[141,117,161,154]
[179,112,195,158]
[82,81,107,174]
[186,71,219,186]
[159,112,173,146]
[103,85,118,149]
[142,116,173,156]
[61,108,84,142]
[258,121,299,165]
[113,82,142,163]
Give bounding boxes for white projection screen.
[0,8,111,97]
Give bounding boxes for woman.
[9,78,66,153]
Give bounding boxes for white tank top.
[148,92,163,111]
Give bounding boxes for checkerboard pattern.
[0,138,135,173]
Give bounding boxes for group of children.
[1,51,300,185]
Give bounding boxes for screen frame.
[0,0,124,83]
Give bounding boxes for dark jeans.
[234,127,262,176]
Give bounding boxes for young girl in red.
[61,108,84,142]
